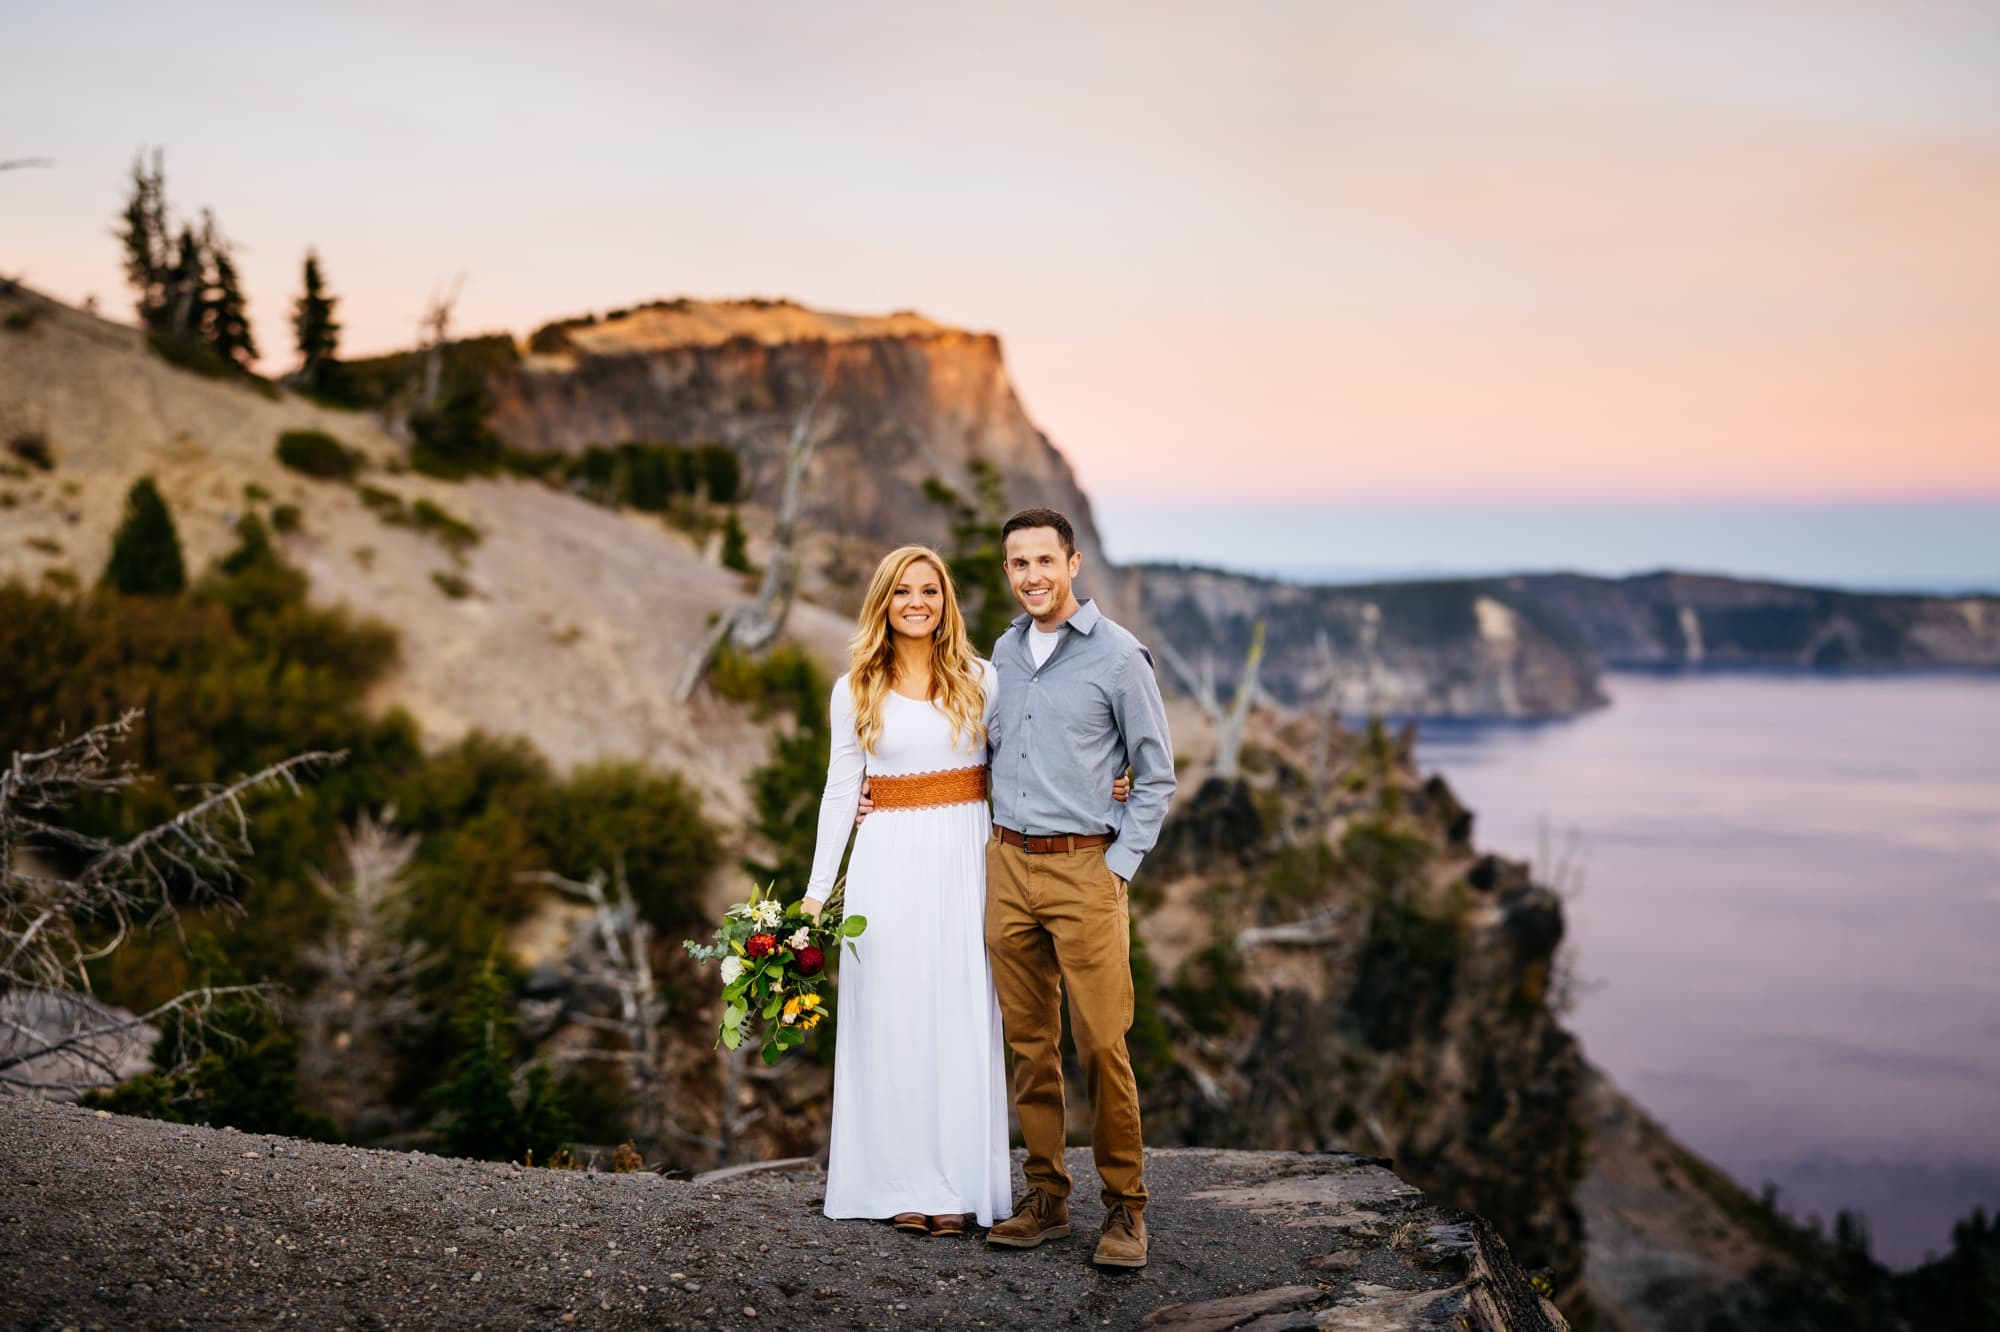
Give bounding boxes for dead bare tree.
[416,274,464,412]
[519,861,671,1153]
[0,711,339,1095]
[297,810,430,1137]
[1156,619,1267,781]
[675,387,834,701]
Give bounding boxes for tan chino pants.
[984,832,1147,1211]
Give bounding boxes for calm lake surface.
[1414,672,2000,1268]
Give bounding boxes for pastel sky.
[6,2,1998,567]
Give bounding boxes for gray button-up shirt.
[989,598,1177,883]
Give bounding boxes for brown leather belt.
[992,824,1112,855]
[868,766,989,809]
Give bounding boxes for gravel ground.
[0,1098,1540,1331]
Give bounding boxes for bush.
[101,476,187,596]
[83,937,338,1142]
[271,503,302,533]
[410,498,480,553]
[720,509,752,572]
[431,570,473,599]
[7,433,54,470]
[410,373,503,479]
[147,331,245,382]
[276,429,360,481]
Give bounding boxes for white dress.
[804,661,1012,1225]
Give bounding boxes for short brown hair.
[1000,507,1076,556]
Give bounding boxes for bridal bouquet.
[683,881,866,1065]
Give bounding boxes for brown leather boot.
[985,1188,1070,1248]
[1093,1202,1148,1268]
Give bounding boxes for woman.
[802,545,1009,1236]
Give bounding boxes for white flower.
[719,956,744,984]
[788,927,811,951]
[751,900,783,929]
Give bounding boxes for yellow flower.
[802,1013,822,1031]
[782,996,801,1018]
[799,994,821,1011]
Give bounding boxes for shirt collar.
[1011,597,1101,636]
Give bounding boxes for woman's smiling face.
[888,559,945,641]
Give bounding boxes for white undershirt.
[1029,625,1062,667]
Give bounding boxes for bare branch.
[676,388,833,700]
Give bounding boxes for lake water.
[1414,672,2000,1269]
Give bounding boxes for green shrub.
[410,373,503,479]
[271,503,302,533]
[276,429,360,481]
[3,306,38,332]
[147,331,236,380]
[83,937,338,1142]
[410,498,480,553]
[6,433,54,470]
[720,509,752,572]
[358,483,405,520]
[533,761,722,929]
[431,570,473,599]
[101,476,187,596]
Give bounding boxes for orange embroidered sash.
[868,766,989,810]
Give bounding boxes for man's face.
[1003,526,1082,627]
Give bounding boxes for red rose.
[745,933,777,959]
[794,945,825,977]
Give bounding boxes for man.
[979,507,1176,1268]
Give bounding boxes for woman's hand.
[801,897,824,922]
[1112,770,1132,803]
[854,776,874,826]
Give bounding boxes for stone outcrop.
[1137,563,2000,719]
[1138,565,1607,719]
[0,1097,1568,1331]
[485,297,1131,624]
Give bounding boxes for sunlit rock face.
[485,298,1130,625]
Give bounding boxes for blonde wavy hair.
[848,546,987,755]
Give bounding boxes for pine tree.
[163,224,206,344]
[116,150,171,330]
[410,371,503,478]
[201,215,257,370]
[101,476,187,596]
[435,954,525,1161]
[720,508,752,572]
[292,250,340,390]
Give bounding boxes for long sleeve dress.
[804,662,1012,1225]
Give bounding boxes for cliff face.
[1122,711,1589,1299]
[1137,563,2000,720]
[481,299,1131,625]
[1139,564,1608,718]
[1511,571,2000,670]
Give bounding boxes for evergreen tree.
[116,149,171,330]
[435,953,525,1161]
[410,371,503,478]
[160,223,206,344]
[101,476,188,596]
[922,459,1016,650]
[292,250,341,390]
[516,1063,578,1165]
[720,508,752,572]
[83,937,337,1142]
[201,215,257,370]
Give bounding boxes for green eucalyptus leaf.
[841,915,867,937]
[721,1026,743,1050]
